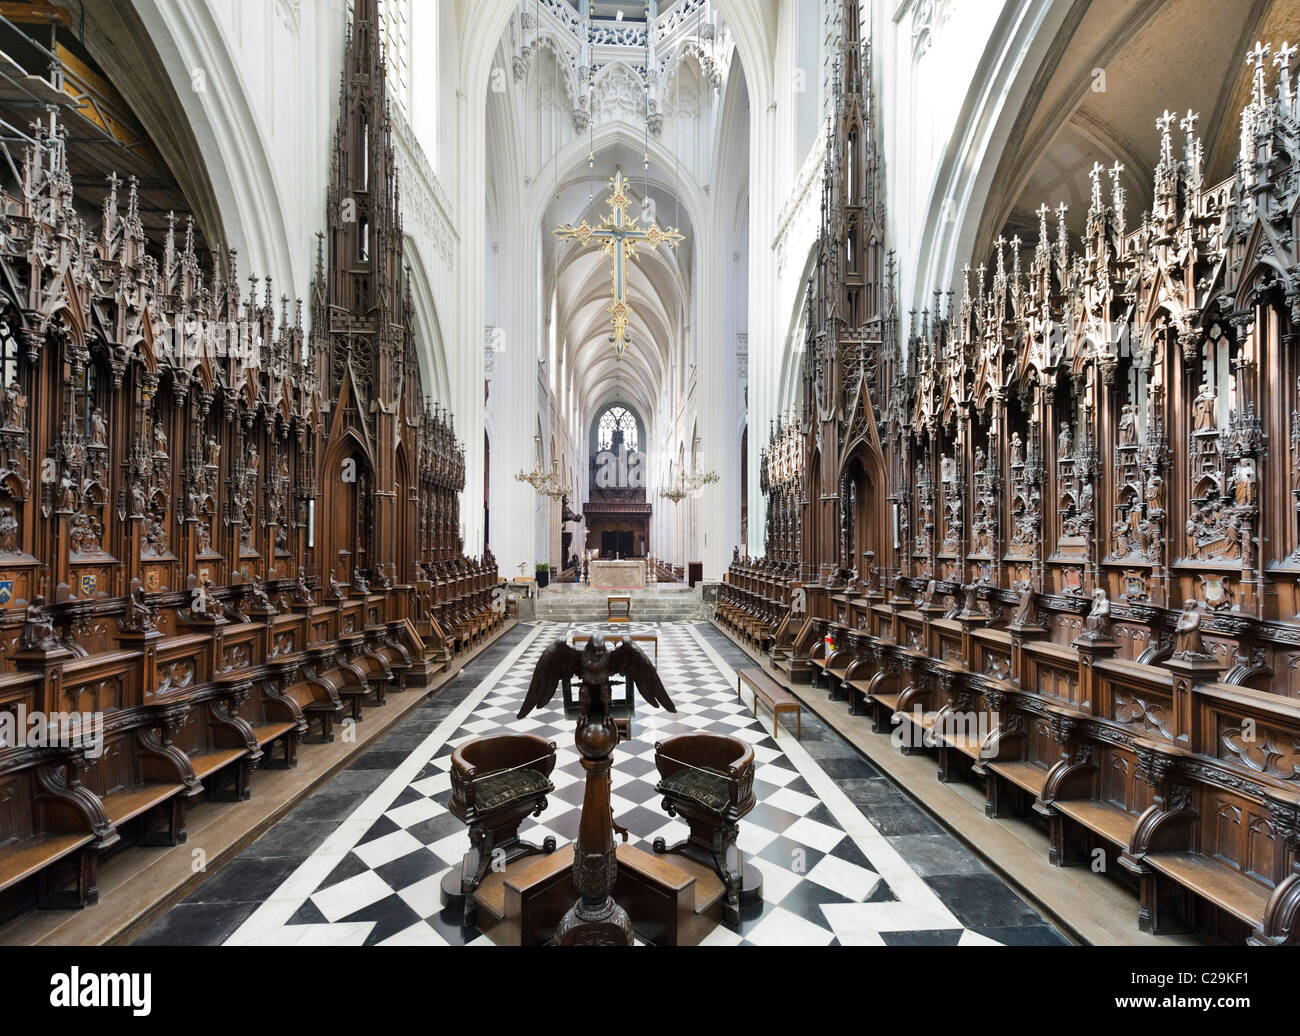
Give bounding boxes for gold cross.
[553,167,684,360]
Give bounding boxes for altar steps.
[534,588,702,623]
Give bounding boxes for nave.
[136,621,1068,948]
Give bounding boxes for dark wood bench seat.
[101,783,184,828]
[1146,852,1273,926]
[0,833,96,901]
[188,747,249,782]
[737,667,801,739]
[1055,799,1139,847]
[989,760,1049,797]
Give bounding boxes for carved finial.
[1108,161,1125,206]
[1055,202,1069,266]
[1275,42,1297,105]
[1247,42,1271,105]
[1156,109,1177,168]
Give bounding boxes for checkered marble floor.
[161,621,1066,947]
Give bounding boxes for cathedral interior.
[0,0,1297,997]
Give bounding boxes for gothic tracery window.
[597,405,639,453]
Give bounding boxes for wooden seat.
[444,733,558,928]
[989,760,1049,797]
[652,732,760,927]
[737,667,801,739]
[1146,852,1272,926]
[607,596,632,623]
[1055,799,1139,847]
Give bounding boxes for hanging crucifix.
[553,167,683,360]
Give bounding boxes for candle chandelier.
[516,434,567,499]
[660,435,719,505]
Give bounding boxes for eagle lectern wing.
[609,638,675,712]
[518,638,582,718]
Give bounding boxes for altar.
[589,559,646,589]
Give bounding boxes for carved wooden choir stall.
[0,0,505,925]
[717,2,1300,946]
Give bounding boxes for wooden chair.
[652,732,758,926]
[607,596,631,623]
[446,733,558,926]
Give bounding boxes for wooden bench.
[737,667,801,739]
[0,759,106,909]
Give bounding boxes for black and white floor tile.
[136,621,1069,947]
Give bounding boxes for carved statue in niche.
[206,435,220,468]
[57,470,78,512]
[2,378,25,430]
[1145,474,1164,515]
[1231,457,1257,506]
[89,408,107,447]
[130,481,148,517]
[20,595,59,651]
[1078,587,1112,642]
[0,504,17,553]
[195,518,212,555]
[153,420,167,454]
[1172,598,1215,661]
[1117,404,1138,445]
[1058,422,1072,458]
[1112,520,1136,558]
[1010,432,1024,467]
[1193,382,1217,431]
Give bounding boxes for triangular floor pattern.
[135,621,1069,947]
